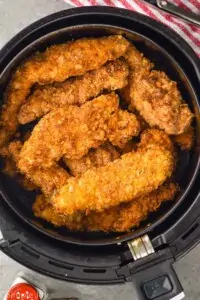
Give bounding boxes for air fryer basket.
[0,7,199,247]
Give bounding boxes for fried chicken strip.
[51,131,174,215]
[64,143,120,177]
[18,93,140,195]
[131,70,193,135]
[33,182,178,232]
[9,140,70,193]
[18,58,129,124]
[33,194,84,230]
[83,182,179,232]
[0,35,129,148]
[121,44,153,105]
[33,129,176,231]
[6,140,37,191]
[122,44,193,135]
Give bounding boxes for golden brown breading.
[18,93,140,195]
[18,58,129,124]
[8,140,37,191]
[10,139,70,194]
[121,44,193,135]
[121,44,153,105]
[172,126,194,150]
[83,182,179,232]
[2,141,23,177]
[51,134,174,215]
[2,131,38,191]
[64,143,120,177]
[33,194,84,229]
[128,106,150,131]
[0,140,37,191]
[106,110,140,148]
[26,166,70,195]
[130,70,193,135]
[2,158,18,178]
[0,35,129,148]
[8,140,22,161]
[139,128,174,153]
[124,44,153,74]
[33,182,178,232]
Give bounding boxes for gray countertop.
[0,0,200,299]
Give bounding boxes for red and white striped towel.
[64,0,200,57]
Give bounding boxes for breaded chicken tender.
[83,182,178,232]
[139,128,174,153]
[122,44,192,135]
[128,106,150,131]
[172,126,194,150]
[0,35,129,148]
[6,140,37,191]
[33,194,84,229]
[18,58,129,124]
[8,140,23,162]
[51,135,174,215]
[18,93,140,195]
[9,140,69,193]
[64,143,120,177]
[121,44,153,105]
[11,142,70,195]
[33,182,178,232]
[131,70,193,135]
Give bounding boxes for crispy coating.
[64,143,120,177]
[0,140,37,191]
[0,35,129,148]
[26,166,70,195]
[130,70,193,135]
[8,140,23,162]
[106,109,139,148]
[128,106,150,131]
[2,141,24,178]
[33,194,84,229]
[18,93,140,195]
[8,140,37,191]
[18,58,129,124]
[172,126,194,150]
[2,158,18,178]
[139,128,174,153]
[124,44,153,73]
[121,44,193,135]
[51,131,174,215]
[33,182,178,232]
[83,182,178,232]
[12,139,70,195]
[121,44,153,105]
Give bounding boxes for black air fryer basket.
[0,7,200,300]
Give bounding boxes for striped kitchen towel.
[64,0,200,57]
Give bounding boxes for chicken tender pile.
[52,136,174,215]
[18,93,140,195]
[0,35,194,233]
[18,58,129,124]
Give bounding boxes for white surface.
[171,292,186,300]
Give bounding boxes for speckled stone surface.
[0,0,200,299]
